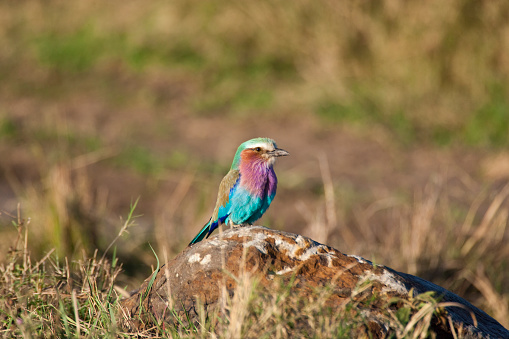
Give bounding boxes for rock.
[120,226,509,338]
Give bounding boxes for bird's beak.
[269,148,290,157]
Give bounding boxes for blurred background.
[1,0,508,326]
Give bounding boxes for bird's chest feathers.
[238,155,277,198]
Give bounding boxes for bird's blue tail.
[188,220,211,246]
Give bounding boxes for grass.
[36,26,107,73]
[0,216,124,337]
[113,145,191,176]
[0,209,468,338]
[0,201,133,337]
[2,0,508,145]
[463,83,509,147]
[0,116,19,140]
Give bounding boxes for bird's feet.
[228,220,251,229]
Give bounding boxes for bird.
[189,137,289,245]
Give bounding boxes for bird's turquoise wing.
[189,170,240,246]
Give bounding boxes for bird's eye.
[254,147,262,152]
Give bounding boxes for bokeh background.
[1,0,509,326]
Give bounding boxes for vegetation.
[1,0,508,336]
[0,212,471,337]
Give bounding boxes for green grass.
[315,99,368,124]
[315,97,417,144]
[4,0,508,146]
[36,26,107,73]
[0,201,136,337]
[0,116,19,140]
[0,252,124,337]
[112,145,191,176]
[463,84,509,147]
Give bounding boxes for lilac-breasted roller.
[188,137,289,245]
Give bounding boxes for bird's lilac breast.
[239,159,277,199]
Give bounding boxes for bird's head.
[231,137,289,169]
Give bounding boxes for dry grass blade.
[319,153,336,240]
[437,302,478,328]
[100,197,140,265]
[407,179,441,275]
[72,290,81,337]
[466,265,509,328]
[461,184,509,256]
